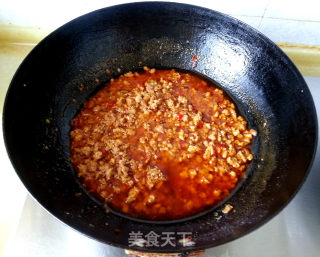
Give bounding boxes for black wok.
[3,2,317,253]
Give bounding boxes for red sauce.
[70,68,256,220]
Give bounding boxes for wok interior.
[3,2,317,252]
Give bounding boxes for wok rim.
[2,1,318,252]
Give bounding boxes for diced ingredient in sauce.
[70,68,256,220]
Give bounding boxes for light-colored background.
[0,1,319,256]
[1,0,320,45]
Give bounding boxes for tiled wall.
[0,0,319,45]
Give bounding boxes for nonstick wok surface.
[3,2,317,253]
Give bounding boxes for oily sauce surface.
[70,68,256,220]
